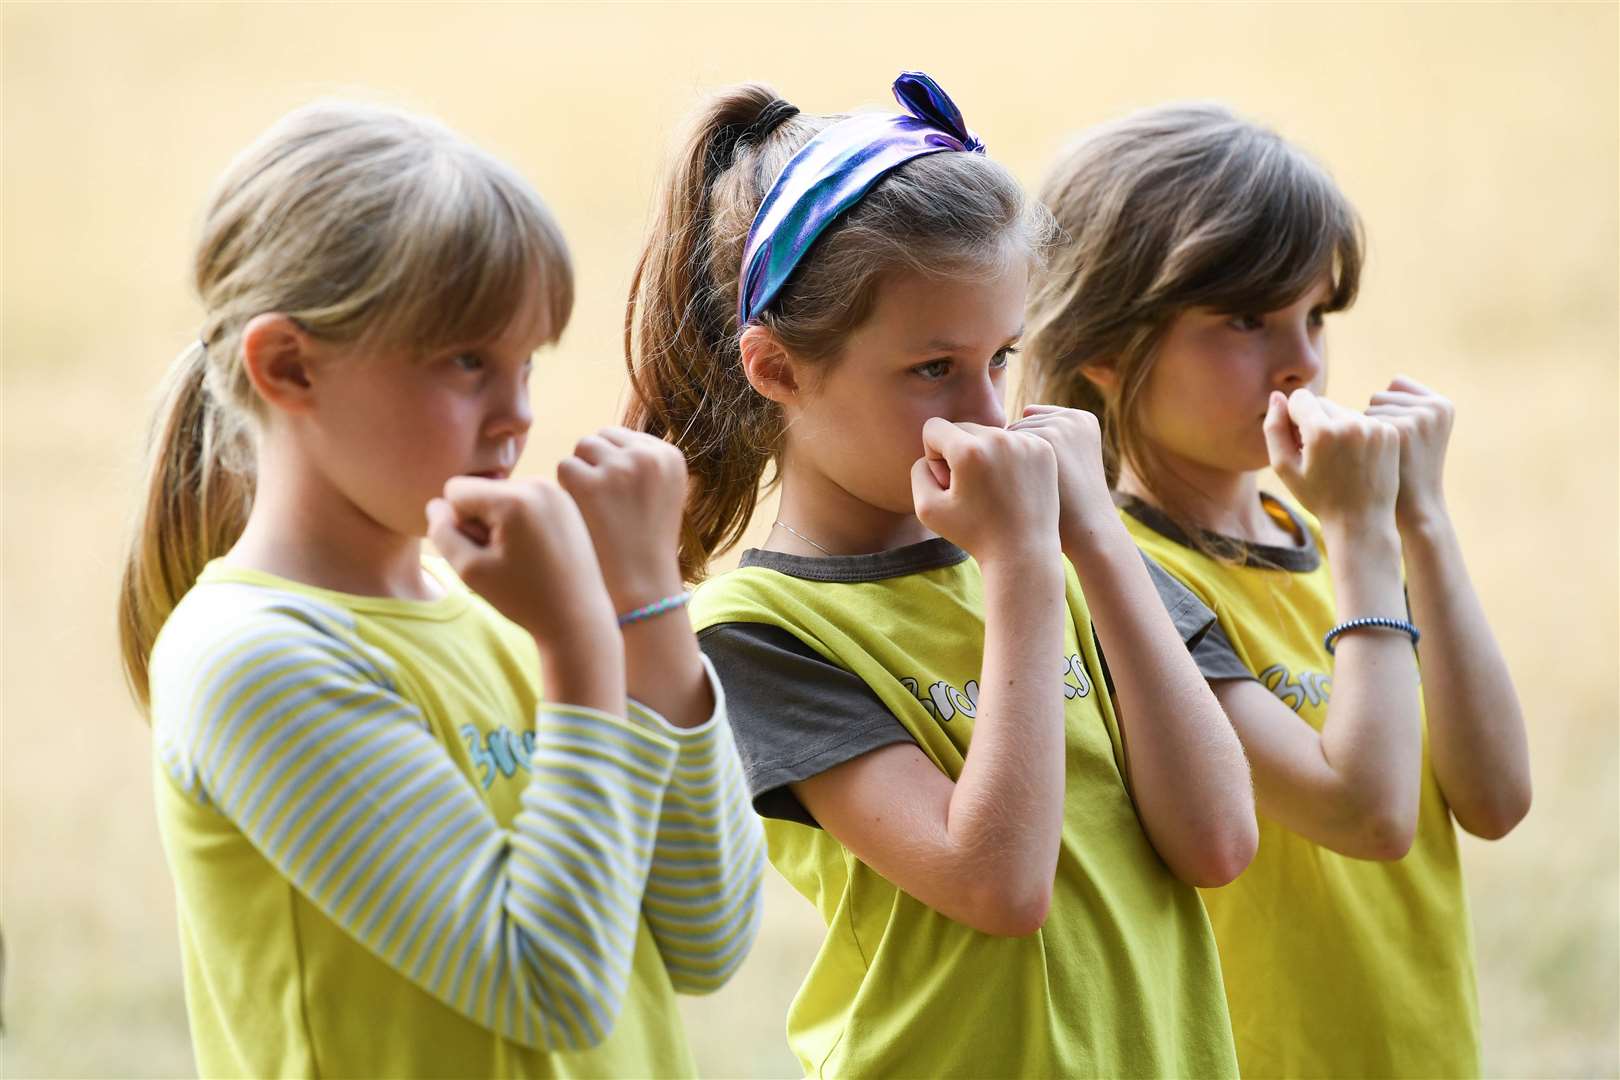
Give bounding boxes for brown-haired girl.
[626,72,1257,1077]
[119,101,763,1077]
[1025,102,1533,1078]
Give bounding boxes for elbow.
[661,870,765,995]
[1457,784,1533,841]
[555,1009,618,1053]
[960,878,1053,938]
[669,961,742,997]
[1352,810,1418,861]
[666,914,761,996]
[1179,819,1260,888]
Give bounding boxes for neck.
[768,460,933,557]
[1116,456,1281,546]
[226,439,438,600]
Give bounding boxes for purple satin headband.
[737,71,986,326]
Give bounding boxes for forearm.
[191,685,676,1051]
[945,551,1067,917]
[1070,528,1256,886]
[1316,518,1425,845]
[617,572,713,730]
[533,621,627,719]
[635,669,766,992]
[1400,510,1531,836]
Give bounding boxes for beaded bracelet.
[617,591,692,627]
[1323,616,1421,655]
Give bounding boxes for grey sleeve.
[1095,553,1255,693]
[697,622,917,827]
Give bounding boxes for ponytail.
[624,84,793,582]
[118,341,252,709]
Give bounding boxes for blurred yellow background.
[3,3,1616,1077]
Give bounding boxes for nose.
[485,370,534,442]
[955,369,1008,429]
[1271,324,1325,393]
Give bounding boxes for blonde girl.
[118,102,764,1078]
[1025,103,1532,1078]
[624,73,1258,1078]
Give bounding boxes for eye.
[450,352,484,373]
[1226,314,1264,332]
[913,359,951,381]
[990,345,1019,371]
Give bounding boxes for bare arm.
[1368,377,1531,838]
[793,552,1067,936]
[1214,515,1424,859]
[1015,405,1256,887]
[560,427,712,729]
[1216,388,1426,860]
[794,419,1069,937]
[1072,526,1258,886]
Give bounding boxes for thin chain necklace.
[771,519,834,555]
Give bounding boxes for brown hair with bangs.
[1022,102,1362,538]
[118,101,573,709]
[624,83,1050,580]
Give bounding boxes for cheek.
[798,380,928,494]
[367,390,476,472]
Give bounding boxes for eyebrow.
[913,327,1025,354]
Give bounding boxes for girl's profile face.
[1135,278,1333,477]
[300,292,552,538]
[782,262,1028,517]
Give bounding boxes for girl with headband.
[1023,104,1532,1077]
[118,102,764,1077]
[626,72,1258,1077]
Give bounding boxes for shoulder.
[690,565,824,633]
[151,580,387,690]
[697,620,910,827]
[1114,509,1224,608]
[150,581,409,793]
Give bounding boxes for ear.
[1078,359,1119,394]
[739,324,802,406]
[241,314,318,415]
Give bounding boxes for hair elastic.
[705,98,800,183]
[1323,616,1420,655]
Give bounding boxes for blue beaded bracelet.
[617,591,692,627]
[1323,616,1420,655]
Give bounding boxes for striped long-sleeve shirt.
[149,558,764,1079]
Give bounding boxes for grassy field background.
[3,3,1616,1077]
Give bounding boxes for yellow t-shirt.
[149,559,764,1078]
[1120,494,1481,1079]
[691,540,1238,1079]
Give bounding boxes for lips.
[466,468,510,481]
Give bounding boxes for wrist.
[972,534,1062,569]
[1316,502,1397,540]
[1060,511,1133,569]
[1395,498,1454,544]
[1321,516,1402,561]
[976,538,1064,577]
[605,564,686,615]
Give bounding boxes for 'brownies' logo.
[1257,663,1332,713]
[901,654,1092,722]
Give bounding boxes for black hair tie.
[705,98,800,183]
